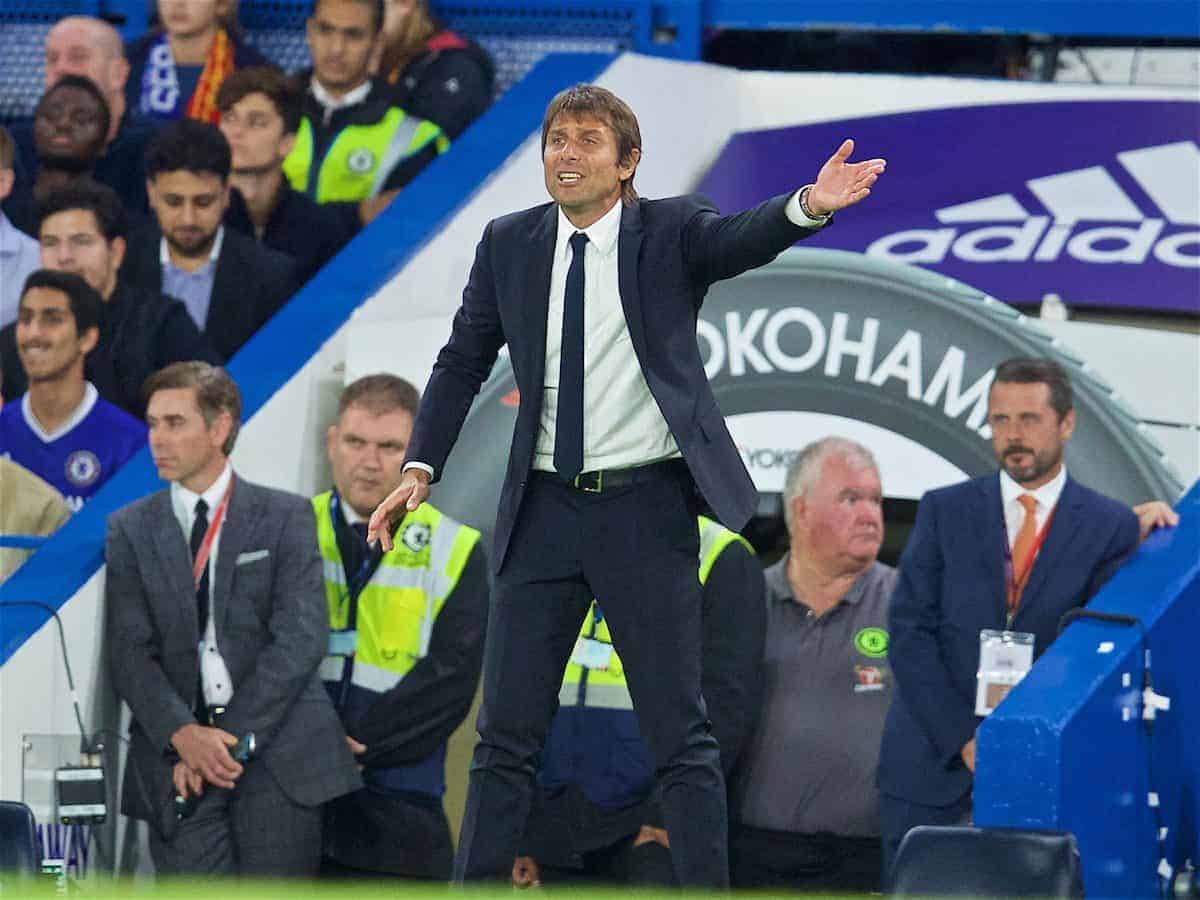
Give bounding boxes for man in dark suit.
[877,357,1141,882]
[120,120,299,361]
[367,83,886,887]
[105,362,361,875]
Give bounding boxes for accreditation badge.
[570,638,614,671]
[975,629,1035,716]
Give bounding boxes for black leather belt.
[535,458,687,493]
[202,705,227,726]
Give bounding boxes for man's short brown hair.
[541,84,641,205]
[216,66,304,136]
[992,357,1074,422]
[143,362,242,455]
[336,373,420,420]
[0,125,14,171]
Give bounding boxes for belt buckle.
[573,471,603,493]
[206,705,226,726]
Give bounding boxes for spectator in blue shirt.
[0,270,144,510]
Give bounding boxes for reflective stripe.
[558,681,580,708]
[319,655,345,682]
[350,657,403,693]
[368,113,422,196]
[323,558,346,586]
[580,682,634,710]
[371,563,448,594]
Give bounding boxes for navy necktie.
[190,498,210,639]
[554,231,589,481]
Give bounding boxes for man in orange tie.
[876,357,1141,885]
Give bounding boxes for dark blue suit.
[406,192,816,886]
[877,472,1139,875]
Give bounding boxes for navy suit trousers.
[453,466,728,887]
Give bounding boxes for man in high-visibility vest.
[283,0,448,231]
[315,374,487,879]
[512,516,765,886]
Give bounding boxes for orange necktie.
[1008,493,1039,614]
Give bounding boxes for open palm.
[808,139,887,215]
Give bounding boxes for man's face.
[988,381,1074,487]
[15,287,96,384]
[147,170,229,258]
[219,92,294,173]
[308,0,380,95]
[326,404,413,518]
[542,112,638,226]
[45,19,129,103]
[147,386,228,484]
[792,455,884,571]
[157,0,220,39]
[33,85,108,168]
[40,209,124,299]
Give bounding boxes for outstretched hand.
[808,139,887,216]
[367,468,431,550]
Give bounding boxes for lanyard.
[192,476,234,589]
[329,491,385,630]
[1003,504,1056,615]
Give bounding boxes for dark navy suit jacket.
[877,472,1139,807]
[405,193,817,570]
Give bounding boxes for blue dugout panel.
[977,481,1200,898]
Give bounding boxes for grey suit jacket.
[105,475,361,821]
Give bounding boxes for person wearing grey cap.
[730,436,892,894]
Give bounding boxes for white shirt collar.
[1000,463,1067,514]
[310,77,372,114]
[339,496,366,526]
[555,198,622,263]
[160,226,224,268]
[172,460,234,521]
[21,382,99,442]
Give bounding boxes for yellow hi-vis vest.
[313,492,479,696]
[557,516,752,711]
[283,109,448,203]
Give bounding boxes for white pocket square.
[235,550,270,565]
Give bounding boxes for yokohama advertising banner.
[429,250,1183,546]
[697,101,1200,315]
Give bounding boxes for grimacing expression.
[16,287,97,384]
[148,170,229,258]
[34,85,108,166]
[308,0,378,95]
[795,455,884,568]
[987,381,1075,487]
[157,0,220,39]
[40,208,124,299]
[219,92,294,172]
[147,386,229,485]
[542,112,638,225]
[327,405,414,519]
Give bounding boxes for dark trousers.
[730,823,882,894]
[879,790,972,890]
[147,761,322,877]
[453,467,727,887]
[541,836,677,887]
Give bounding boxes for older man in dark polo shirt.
[731,436,893,894]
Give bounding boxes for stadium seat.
[891,825,1084,898]
[0,800,40,881]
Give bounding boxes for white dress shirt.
[999,464,1067,549]
[171,461,235,706]
[408,188,825,478]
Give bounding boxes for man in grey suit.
[105,361,361,876]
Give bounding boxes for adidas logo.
[866,140,1199,269]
